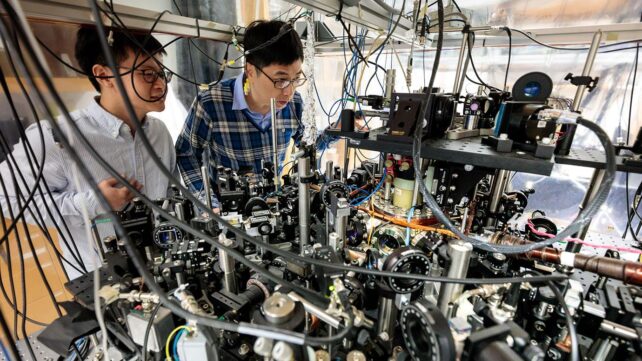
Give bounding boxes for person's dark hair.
[75,25,166,92]
[243,20,303,69]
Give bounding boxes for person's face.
[246,59,303,110]
[96,48,168,117]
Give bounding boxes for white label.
[537,120,547,128]
[560,252,575,267]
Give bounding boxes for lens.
[523,81,542,98]
[158,229,176,243]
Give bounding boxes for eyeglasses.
[255,66,307,89]
[118,66,172,84]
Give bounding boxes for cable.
[142,302,162,361]
[0,56,86,273]
[4,29,89,270]
[0,309,20,361]
[510,28,589,51]
[165,325,191,361]
[466,32,501,91]
[527,220,642,255]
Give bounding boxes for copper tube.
[356,206,456,238]
[489,233,642,286]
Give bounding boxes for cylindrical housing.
[340,109,355,132]
[437,240,473,315]
[384,69,396,101]
[298,156,311,252]
[218,237,237,294]
[334,198,349,247]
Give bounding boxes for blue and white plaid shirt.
[176,74,334,208]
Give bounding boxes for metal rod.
[572,30,602,111]
[287,292,341,328]
[568,169,606,251]
[486,169,510,227]
[325,160,334,180]
[270,98,280,191]
[437,240,473,315]
[298,156,311,252]
[376,296,397,342]
[335,198,350,248]
[201,165,212,210]
[218,235,238,294]
[201,147,213,210]
[453,34,469,94]
[599,320,638,341]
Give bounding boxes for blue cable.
[405,206,415,246]
[350,168,387,206]
[173,329,185,360]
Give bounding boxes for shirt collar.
[232,73,249,111]
[88,97,149,138]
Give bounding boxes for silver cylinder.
[174,202,185,221]
[599,320,638,341]
[384,181,392,202]
[572,31,602,112]
[453,34,469,94]
[298,156,311,252]
[335,198,350,247]
[570,168,606,249]
[464,115,478,130]
[272,341,294,361]
[325,160,334,180]
[218,236,237,294]
[271,98,280,190]
[384,69,396,102]
[437,240,473,315]
[376,296,398,341]
[288,291,341,328]
[201,165,212,210]
[489,169,511,214]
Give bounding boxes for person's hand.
[355,117,367,130]
[212,208,220,215]
[98,176,143,211]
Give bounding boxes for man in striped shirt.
[176,20,335,211]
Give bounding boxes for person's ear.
[92,64,113,90]
[245,63,257,80]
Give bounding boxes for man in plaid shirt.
[175,20,334,210]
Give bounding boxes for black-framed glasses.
[118,66,172,84]
[255,66,307,89]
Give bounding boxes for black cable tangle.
[466,32,502,92]
[0,34,87,272]
[86,0,568,286]
[0,5,350,347]
[2,0,577,349]
[0,306,20,361]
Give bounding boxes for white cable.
[66,119,109,360]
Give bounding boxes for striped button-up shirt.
[176,76,335,208]
[0,99,176,279]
